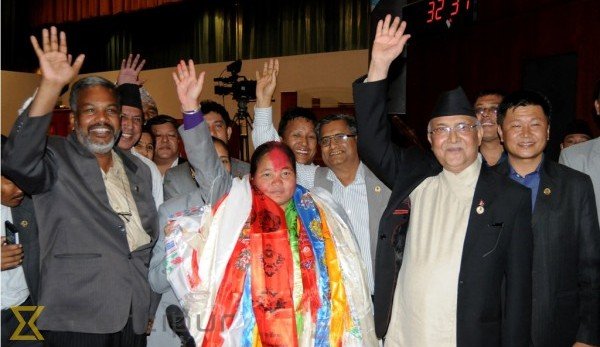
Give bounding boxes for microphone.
[166,305,196,347]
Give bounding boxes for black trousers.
[1,297,43,347]
[42,317,146,347]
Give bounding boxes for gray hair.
[315,114,357,139]
[69,76,119,113]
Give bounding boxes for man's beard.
[75,122,120,154]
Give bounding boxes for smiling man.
[312,114,390,296]
[1,27,158,347]
[495,90,600,347]
[115,84,163,208]
[353,15,533,346]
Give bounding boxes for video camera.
[213,60,256,101]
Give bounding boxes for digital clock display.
[402,0,477,37]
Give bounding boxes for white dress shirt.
[1,205,30,310]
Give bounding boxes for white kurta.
[385,157,481,347]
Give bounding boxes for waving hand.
[172,59,205,112]
[368,15,410,82]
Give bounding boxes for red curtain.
[31,0,183,26]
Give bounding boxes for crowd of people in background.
[1,15,599,347]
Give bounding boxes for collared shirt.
[509,158,543,211]
[102,151,150,251]
[131,148,164,209]
[1,205,30,310]
[327,163,373,293]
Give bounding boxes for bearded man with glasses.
[353,15,534,346]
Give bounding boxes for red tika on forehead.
[265,148,291,171]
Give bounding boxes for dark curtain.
[30,0,183,27]
[2,0,369,73]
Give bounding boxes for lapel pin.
[135,185,139,193]
[543,188,551,196]
[476,199,485,215]
[374,185,381,193]
[20,220,28,228]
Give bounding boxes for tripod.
[232,97,253,162]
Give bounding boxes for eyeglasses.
[319,133,356,147]
[428,123,480,137]
[475,106,499,116]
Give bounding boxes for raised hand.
[30,26,84,88]
[367,15,411,82]
[117,54,146,86]
[255,59,279,108]
[172,59,205,112]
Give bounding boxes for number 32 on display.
[427,0,471,23]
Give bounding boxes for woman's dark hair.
[250,141,296,177]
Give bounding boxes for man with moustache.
[163,100,249,200]
[2,28,157,347]
[354,15,533,346]
[474,90,507,167]
[116,54,163,208]
[496,90,600,347]
[146,115,185,177]
[313,114,391,296]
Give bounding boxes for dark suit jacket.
[353,78,533,346]
[2,111,158,335]
[10,195,40,305]
[495,159,600,346]
[163,158,248,201]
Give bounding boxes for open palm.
[371,15,410,66]
[255,59,279,107]
[118,54,146,85]
[30,26,84,87]
[172,59,205,111]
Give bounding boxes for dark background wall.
[402,0,600,158]
[3,0,599,158]
[1,0,369,73]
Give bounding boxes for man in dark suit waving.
[496,90,600,347]
[2,27,157,347]
[353,15,533,346]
